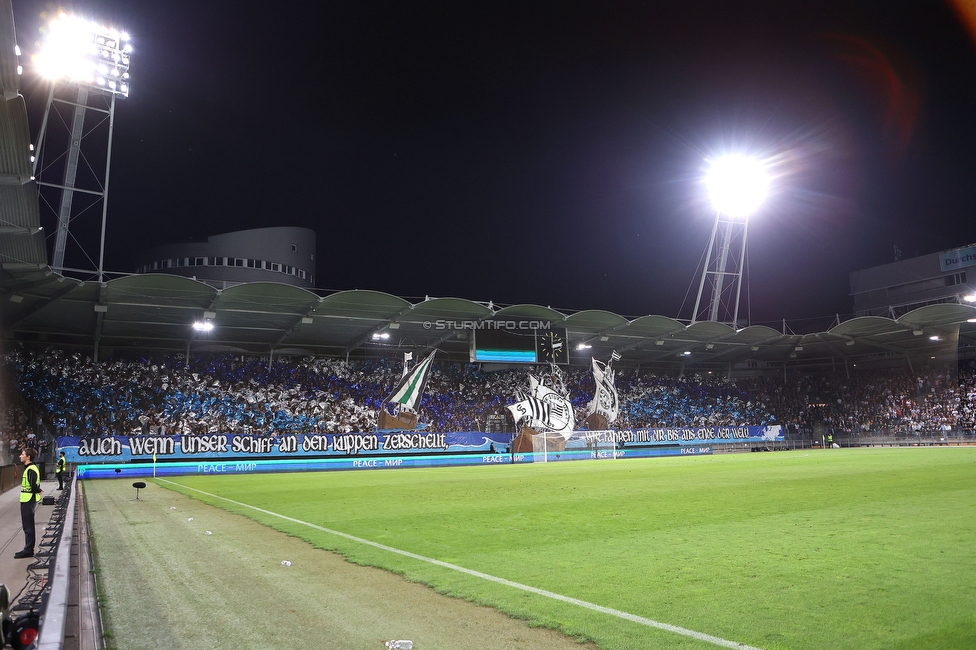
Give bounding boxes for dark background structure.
[2,2,976,371]
[10,1,976,322]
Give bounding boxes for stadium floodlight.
[36,13,132,97]
[963,294,976,303]
[192,321,214,333]
[704,154,769,218]
[690,153,771,327]
[32,12,132,283]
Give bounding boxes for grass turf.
[84,478,598,650]
[149,448,976,649]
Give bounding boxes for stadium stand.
[1,2,974,647]
[3,348,974,445]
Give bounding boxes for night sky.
[12,1,976,324]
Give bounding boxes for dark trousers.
[21,500,36,552]
[57,471,64,490]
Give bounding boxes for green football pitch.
[87,448,976,649]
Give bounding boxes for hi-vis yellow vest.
[20,464,39,503]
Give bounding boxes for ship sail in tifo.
[378,350,436,430]
[583,351,620,431]
[507,372,575,453]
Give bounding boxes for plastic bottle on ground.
[385,641,413,649]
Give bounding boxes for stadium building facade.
[850,242,976,318]
[135,227,316,289]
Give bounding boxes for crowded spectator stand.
[2,348,973,466]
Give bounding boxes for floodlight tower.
[690,154,768,327]
[32,13,131,281]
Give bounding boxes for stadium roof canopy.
[1,269,974,374]
[2,4,975,373]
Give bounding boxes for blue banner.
[58,425,779,464]
[940,244,976,271]
[76,445,712,479]
[63,431,509,463]
[609,425,782,445]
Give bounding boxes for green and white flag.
[386,350,436,411]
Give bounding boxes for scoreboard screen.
[470,326,568,364]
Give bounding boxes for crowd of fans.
[741,366,976,435]
[0,382,51,464]
[1,347,974,446]
[615,372,774,428]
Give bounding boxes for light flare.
[704,154,770,217]
[34,13,131,96]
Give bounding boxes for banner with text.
[940,244,976,272]
[57,425,781,463]
[75,445,714,479]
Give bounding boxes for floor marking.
[158,478,761,650]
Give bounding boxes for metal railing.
[8,475,77,650]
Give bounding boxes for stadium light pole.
[691,154,769,327]
[32,13,131,281]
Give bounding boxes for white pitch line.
[158,479,761,650]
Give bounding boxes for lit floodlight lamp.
[704,154,769,218]
[963,294,976,303]
[35,13,132,97]
[192,321,214,332]
[576,343,591,350]
[691,153,771,327]
[929,335,941,341]
[372,332,390,340]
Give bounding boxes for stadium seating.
[2,349,973,444]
